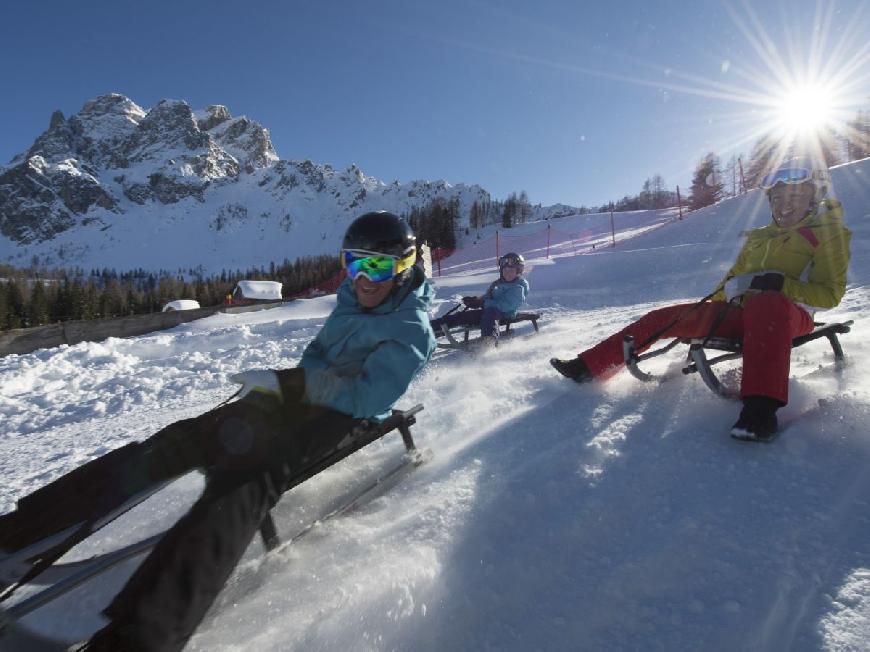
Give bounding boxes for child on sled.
[430,252,530,345]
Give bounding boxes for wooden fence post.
[676,185,683,220]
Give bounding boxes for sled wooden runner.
[622,320,853,399]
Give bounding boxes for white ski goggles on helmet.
[760,167,813,190]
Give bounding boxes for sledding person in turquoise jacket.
[430,252,530,344]
[0,212,435,652]
[299,251,436,420]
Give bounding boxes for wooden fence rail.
[0,302,286,357]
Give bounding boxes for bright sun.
[777,84,836,134]
[674,2,869,166]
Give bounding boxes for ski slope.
[1,159,869,650]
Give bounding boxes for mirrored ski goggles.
[342,249,416,282]
[759,167,811,190]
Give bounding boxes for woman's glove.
[462,296,483,309]
[724,271,784,301]
[229,369,283,402]
[748,271,785,292]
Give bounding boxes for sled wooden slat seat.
[437,311,541,348]
[502,312,542,334]
[695,320,853,357]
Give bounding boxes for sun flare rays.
[712,1,869,169]
[464,2,869,184]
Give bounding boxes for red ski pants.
[579,292,815,404]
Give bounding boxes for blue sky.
[1,0,868,207]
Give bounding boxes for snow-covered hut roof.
[234,280,282,300]
[162,299,201,312]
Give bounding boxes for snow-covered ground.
[2,159,869,650]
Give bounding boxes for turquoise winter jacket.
[483,277,529,318]
[299,267,436,419]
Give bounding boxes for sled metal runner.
[437,310,541,349]
[622,321,853,399]
[0,405,425,648]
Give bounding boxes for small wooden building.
[231,280,283,306]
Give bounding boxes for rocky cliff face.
[0,93,494,273]
[0,94,280,242]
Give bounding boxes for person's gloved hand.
[229,369,283,402]
[748,271,785,292]
[462,295,483,309]
[275,368,306,404]
[724,271,784,301]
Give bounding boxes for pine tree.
[0,282,8,329]
[64,280,79,320]
[650,174,668,207]
[28,281,50,326]
[745,137,780,189]
[126,289,139,315]
[52,278,70,322]
[690,153,724,210]
[469,201,482,230]
[844,109,870,161]
[5,279,25,329]
[502,193,517,228]
[722,156,740,197]
[444,197,459,248]
[518,191,532,223]
[83,284,99,320]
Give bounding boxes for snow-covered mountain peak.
[78,93,146,122]
[206,113,278,172]
[0,93,514,273]
[121,99,208,163]
[71,94,147,168]
[9,93,145,170]
[195,105,231,131]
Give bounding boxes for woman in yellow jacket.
[551,157,851,441]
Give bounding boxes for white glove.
[723,274,754,302]
[229,369,283,401]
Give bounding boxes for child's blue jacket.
[483,277,529,318]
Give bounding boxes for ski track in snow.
[2,159,870,651]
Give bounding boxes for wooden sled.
[622,321,853,400]
[0,405,426,649]
[436,308,541,350]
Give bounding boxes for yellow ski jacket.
[712,199,851,310]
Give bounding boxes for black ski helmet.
[498,252,525,275]
[343,211,416,257]
[342,211,417,284]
